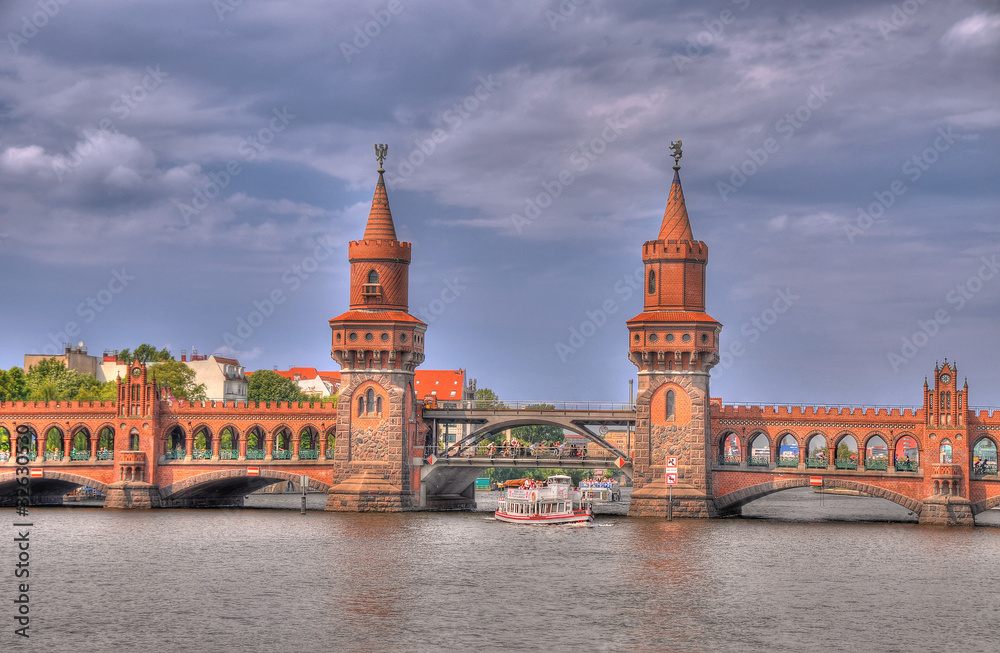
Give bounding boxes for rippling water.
[5,490,998,652]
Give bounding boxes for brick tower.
[627,142,722,518]
[325,145,427,511]
[919,359,974,524]
[104,360,162,508]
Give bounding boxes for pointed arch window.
[665,390,675,421]
[376,396,383,415]
[358,396,365,417]
[648,270,656,294]
[366,389,376,415]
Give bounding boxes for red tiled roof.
[363,173,397,241]
[657,168,694,242]
[626,311,720,324]
[329,310,426,325]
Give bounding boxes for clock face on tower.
[940,374,951,384]
[132,367,141,377]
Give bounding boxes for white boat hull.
[494,509,593,524]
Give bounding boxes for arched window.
[749,433,770,465]
[376,396,383,415]
[648,270,656,294]
[366,389,376,415]
[358,396,365,417]
[367,269,379,284]
[939,440,953,464]
[778,434,799,466]
[129,429,140,451]
[721,433,740,465]
[928,393,933,410]
[665,390,675,421]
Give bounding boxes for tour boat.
[579,479,621,502]
[495,475,594,524]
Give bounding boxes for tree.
[475,387,504,409]
[118,344,173,364]
[0,367,28,401]
[247,370,307,403]
[75,378,117,401]
[836,443,855,460]
[510,404,564,444]
[149,360,207,401]
[25,358,90,401]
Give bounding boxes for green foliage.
[474,387,505,409]
[247,369,308,403]
[836,443,856,459]
[24,358,106,401]
[0,367,28,401]
[150,360,207,401]
[118,344,173,364]
[510,404,564,444]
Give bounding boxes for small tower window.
[928,393,933,411]
[366,389,376,415]
[358,396,365,417]
[648,270,656,294]
[362,269,382,297]
[376,396,383,415]
[666,390,676,422]
[367,269,379,284]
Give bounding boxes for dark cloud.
[0,0,997,405]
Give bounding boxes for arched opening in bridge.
[973,437,997,475]
[805,434,827,468]
[219,427,238,459]
[738,486,919,523]
[865,435,888,470]
[939,439,953,464]
[325,429,336,458]
[894,435,918,471]
[97,427,114,459]
[11,426,39,461]
[192,426,213,459]
[835,435,858,470]
[246,426,265,460]
[749,432,771,466]
[0,426,10,462]
[45,427,64,460]
[166,426,187,459]
[720,432,740,465]
[777,433,797,467]
[273,427,292,459]
[299,426,319,459]
[71,428,91,460]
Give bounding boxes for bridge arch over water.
[159,469,332,507]
[0,470,110,505]
[714,477,924,516]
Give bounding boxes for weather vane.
[374,143,388,173]
[669,139,683,169]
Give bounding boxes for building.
[24,342,99,378]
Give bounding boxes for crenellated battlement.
[162,400,337,414]
[0,400,116,415]
[712,403,923,421]
[642,239,708,262]
[349,239,411,261]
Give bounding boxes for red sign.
[427,454,438,465]
[666,473,677,486]
[810,476,823,486]
[247,467,260,476]
[616,457,627,468]
[666,457,678,468]
[30,469,43,478]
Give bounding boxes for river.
[4,489,998,652]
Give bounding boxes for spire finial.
[669,138,683,170]
[374,143,388,173]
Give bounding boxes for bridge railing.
[428,400,635,412]
[429,441,626,461]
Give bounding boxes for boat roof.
[548,475,572,482]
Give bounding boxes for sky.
[1,0,998,407]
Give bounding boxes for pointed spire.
[657,141,694,242]
[363,144,398,241]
